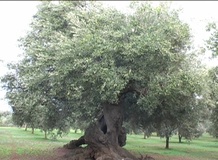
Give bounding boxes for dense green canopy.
[1,1,204,143]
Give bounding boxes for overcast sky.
[1,1,218,112]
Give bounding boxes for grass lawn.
[0,127,218,160]
[125,133,218,160]
[0,127,81,160]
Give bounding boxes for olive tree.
[2,1,202,159]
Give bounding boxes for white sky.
[1,1,218,112]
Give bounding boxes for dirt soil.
[7,147,197,160]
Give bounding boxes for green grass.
[0,127,82,159]
[0,127,218,160]
[124,133,218,160]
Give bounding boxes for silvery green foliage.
[2,1,203,135]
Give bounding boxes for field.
[0,127,218,160]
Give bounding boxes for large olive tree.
[1,1,203,159]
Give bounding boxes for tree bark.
[166,136,170,149]
[64,102,138,160]
[178,135,182,143]
[24,124,28,131]
[74,128,78,133]
[31,127,34,134]
[144,131,147,139]
[44,130,47,139]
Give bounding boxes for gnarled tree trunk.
[64,102,138,160]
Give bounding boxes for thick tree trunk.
[24,124,28,131]
[144,131,147,139]
[166,136,169,149]
[74,128,78,133]
[64,102,139,160]
[44,130,47,139]
[178,135,182,143]
[31,127,34,134]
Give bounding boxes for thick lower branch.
[64,135,85,149]
[118,80,148,99]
